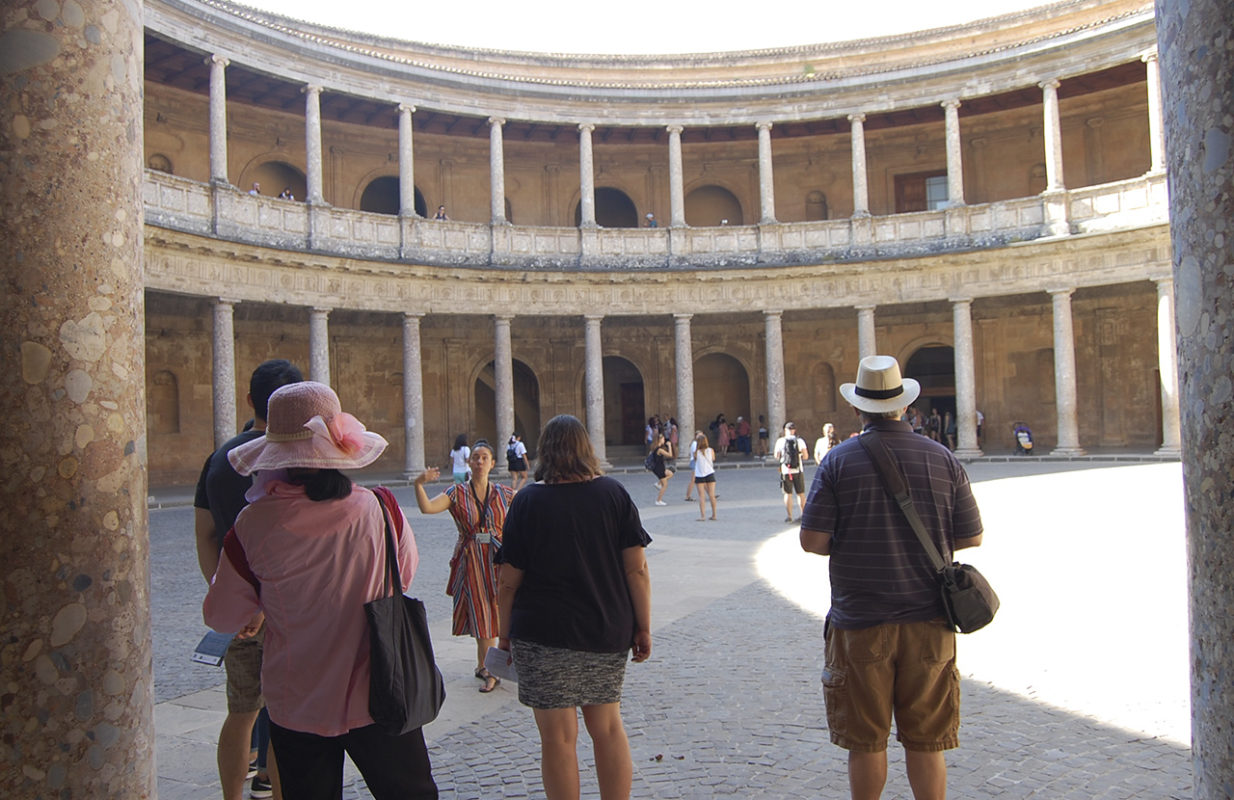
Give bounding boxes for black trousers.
[269,721,438,800]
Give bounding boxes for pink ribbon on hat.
[304,412,367,457]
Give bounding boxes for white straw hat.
[839,355,921,414]
[228,382,387,475]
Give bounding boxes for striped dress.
[444,481,515,637]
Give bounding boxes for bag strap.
[222,527,261,596]
[857,430,948,575]
[372,486,402,599]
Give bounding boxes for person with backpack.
[773,422,809,523]
[506,433,529,492]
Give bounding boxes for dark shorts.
[508,460,527,473]
[781,472,806,495]
[224,630,264,713]
[511,640,627,709]
[694,474,716,484]
[822,619,959,753]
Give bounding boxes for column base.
[953,447,984,459]
[1050,446,1087,457]
[1153,445,1181,458]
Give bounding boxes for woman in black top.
[496,414,652,800]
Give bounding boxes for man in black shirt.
[194,359,302,800]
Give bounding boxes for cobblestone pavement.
[152,460,1192,799]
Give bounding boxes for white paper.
[484,646,518,682]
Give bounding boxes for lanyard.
[469,482,491,532]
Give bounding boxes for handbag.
[365,487,447,734]
[858,431,999,633]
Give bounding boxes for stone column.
[764,310,786,441]
[951,298,983,457]
[583,315,609,466]
[1159,10,1234,792]
[668,125,685,227]
[207,54,230,185]
[943,99,966,206]
[494,315,515,474]
[1142,50,1166,173]
[0,0,155,794]
[578,123,596,227]
[212,299,239,446]
[309,307,331,386]
[1151,278,1181,457]
[304,84,325,204]
[674,314,695,449]
[856,305,877,359]
[849,114,870,216]
[1048,288,1084,455]
[1040,79,1065,191]
[489,117,506,224]
[756,121,777,224]
[402,313,425,476]
[398,103,417,216]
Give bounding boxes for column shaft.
[756,122,777,223]
[1049,289,1084,455]
[578,124,596,227]
[0,0,155,792]
[668,126,685,227]
[1040,80,1065,191]
[674,314,695,451]
[1153,278,1181,456]
[856,305,877,359]
[1143,51,1166,173]
[489,117,506,224]
[402,313,425,475]
[212,299,238,446]
[309,307,331,386]
[849,114,870,216]
[583,316,608,466]
[494,315,515,473]
[943,99,965,206]
[305,85,325,204]
[951,298,983,457]
[208,55,229,184]
[398,104,416,216]
[764,311,786,440]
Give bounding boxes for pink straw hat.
[228,382,387,475]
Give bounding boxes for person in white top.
[449,433,471,484]
[773,422,810,523]
[814,422,840,464]
[683,434,699,502]
[692,432,718,521]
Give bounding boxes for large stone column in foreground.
[0,0,155,797]
[1157,2,1234,796]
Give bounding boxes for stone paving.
[151,459,1192,799]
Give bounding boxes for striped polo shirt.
[801,419,983,630]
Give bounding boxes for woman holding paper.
[496,414,652,800]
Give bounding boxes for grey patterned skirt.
[511,639,628,709]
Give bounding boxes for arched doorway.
[473,359,542,453]
[600,356,644,446]
[685,185,743,226]
[360,176,399,215]
[693,353,751,434]
[247,160,306,201]
[904,345,956,415]
[574,187,639,228]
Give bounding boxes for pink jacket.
[203,483,418,736]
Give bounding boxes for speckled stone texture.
[0,0,153,797]
[1157,1,1234,797]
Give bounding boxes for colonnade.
[200,50,1167,220]
[205,280,1183,471]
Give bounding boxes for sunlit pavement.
[153,460,1192,799]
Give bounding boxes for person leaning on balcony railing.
[433,204,448,221]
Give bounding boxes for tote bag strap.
[372,486,402,598]
[857,430,949,574]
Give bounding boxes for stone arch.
[241,158,306,200]
[685,184,744,226]
[806,190,829,221]
[473,359,541,452]
[359,175,399,215]
[903,343,956,415]
[148,370,180,435]
[596,355,644,446]
[147,153,173,174]
[573,187,639,228]
[693,352,751,434]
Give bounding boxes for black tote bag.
[365,487,446,735]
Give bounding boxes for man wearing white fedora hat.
[799,355,984,800]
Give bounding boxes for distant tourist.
[248,181,261,196]
[434,204,448,220]
[277,187,294,200]
[644,211,658,228]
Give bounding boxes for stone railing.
[143,171,1169,270]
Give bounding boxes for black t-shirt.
[498,476,651,653]
[193,430,263,553]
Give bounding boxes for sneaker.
[655,500,667,506]
[250,775,273,799]
[246,761,258,780]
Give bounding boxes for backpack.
[506,443,518,465]
[644,450,656,471]
[782,437,801,470]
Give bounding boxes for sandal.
[475,667,500,693]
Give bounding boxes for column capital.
[1151,274,1174,287]
[755,120,773,132]
[215,296,243,307]
[948,296,974,306]
[302,83,323,96]
[494,313,514,324]
[854,303,876,312]
[942,98,962,111]
[206,54,230,68]
[673,312,694,322]
[578,122,595,134]
[1046,286,1075,297]
[311,306,333,315]
[1140,48,1159,64]
[666,124,684,135]
[488,116,506,128]
[398,103,417,114]
[847,113,866,124]
[402,311,425,321]
[583,313,605,323]
[763,308,783,319]
[1038,78,1061,91]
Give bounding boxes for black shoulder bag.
[366,487,447,734]
[858,431,999,633]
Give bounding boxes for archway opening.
[574,187,639,228]
[685,185,743,227]
[360,176,400,215]
[600,356,644,446]
[474,359,541,455]
[248,161,306,201]
[693,353,751,447]
[904,345,956,416]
